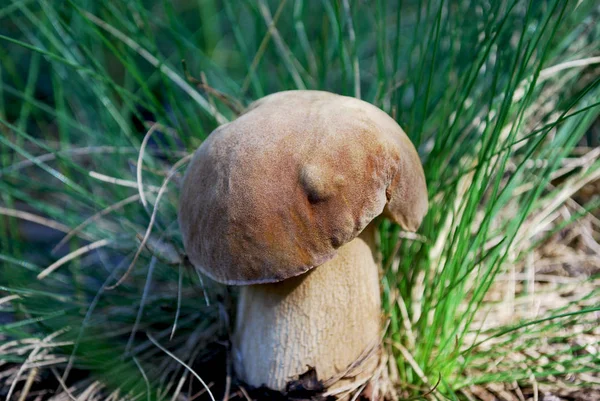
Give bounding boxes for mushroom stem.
[233,225,382,392]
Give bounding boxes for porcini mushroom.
[178,90,428,393]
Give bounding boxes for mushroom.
[178,90,428,393]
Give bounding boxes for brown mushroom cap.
[178,90,428,285]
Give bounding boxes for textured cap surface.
[178,90,428,284]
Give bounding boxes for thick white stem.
[233,228,381,392]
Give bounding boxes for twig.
[349,382,368,401]
[52,194,140,254]
[237,386,252,401]
[38,238,111,280]
[170,372,189,401]
[182,61,244,115]
[0,206,71,233]
[530,374,539,401]
[50,368,77,401]
[16,367,37,401]
[539,56,600,80]
[0,295,20,307]
[222,374,231,401]
[106,154,192,289]
[391,343,432,388]
[189,383,215,401]
[147,333,216,401]
[397,295,416,350]
[138,123,161,210]
[88,171,161,191]
[6,329,67,401]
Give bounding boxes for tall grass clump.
[1,1,599,400]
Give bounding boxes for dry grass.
[460,147,600,401]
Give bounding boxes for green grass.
[1,0,599,400]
